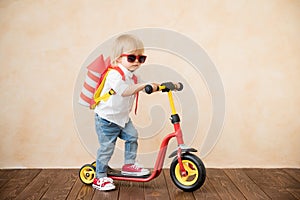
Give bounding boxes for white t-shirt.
[94,64,137,127]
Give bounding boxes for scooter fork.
[177,148,187,177]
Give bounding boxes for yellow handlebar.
[158,85,177,114]
[168,91,177,114]
[158,85,166,90]
[145,83,183,115]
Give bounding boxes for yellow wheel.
[174,160,199,186]
[79,164,96,185]
[170,153,206,192]
[91,161,96,168]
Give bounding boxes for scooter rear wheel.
[170,153,206,192]
[79,164,96,185]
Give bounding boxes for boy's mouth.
[129,65,139,72]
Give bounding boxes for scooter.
[79,82,206,192]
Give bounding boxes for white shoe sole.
[92,183,116,191]
[121,170,150,176]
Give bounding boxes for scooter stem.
[168,91,177,115]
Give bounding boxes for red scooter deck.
[107,166,151,178]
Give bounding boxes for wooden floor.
[0,168,299,200]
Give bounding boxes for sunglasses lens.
[138,55,146,63]
[127,55,137,63]
[123,54,147,63]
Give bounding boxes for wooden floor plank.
[119,180,144,200]
[267,169,300,199]
[66,178,86,200]
[284,169,300,183]
[193,176,221,200]
[0,168,298,199]
[285,168,300,199]
[92,180,120,200]
[144,171,170,200]
[67,177,95,200]
[207,169,246,200]
[224,169,270,199]
[287,188,300,200]
[14,169,59,200]
[0,169,21,190]
[0,169,41,200]
[0,169,20,179]
[41,169,78,200]
[163,169,195,200]
[244,169,297,200]
[0,179,7,189]
[75,185,95,200]
[268,169,300,188]
[0,169,18,191]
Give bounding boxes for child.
[92,34,159,191]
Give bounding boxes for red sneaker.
[121,163,150,176]
[92,177,115,191]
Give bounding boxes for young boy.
[92,34,159,191]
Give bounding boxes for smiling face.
[117,49,145,72]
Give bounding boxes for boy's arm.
[121,83,160,97]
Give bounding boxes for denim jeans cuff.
[96,172,108,178]
[124,159,135,165]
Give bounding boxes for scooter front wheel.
[170,153,206,192]
[79,164,96,185]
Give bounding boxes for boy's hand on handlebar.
[144,83,160,94]
[151,83,161,92]
[145,82,183,94]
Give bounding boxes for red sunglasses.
[121,54,147,63]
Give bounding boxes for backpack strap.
[92,66,139,115]
[112,66,125,81]
[92,66,126,109]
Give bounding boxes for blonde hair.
[111,34,145,65]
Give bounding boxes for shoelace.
[103,177,113,183]
[129,163,144,170]
[98,177,113,184]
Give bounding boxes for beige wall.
[0,0,299,168]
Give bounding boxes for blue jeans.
[95,114,138,178]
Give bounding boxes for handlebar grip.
[161,82,184,92]
[176,82,184,91]
[145,84,153,94]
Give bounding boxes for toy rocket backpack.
[78,54,139,111]
[78,54,118,109]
